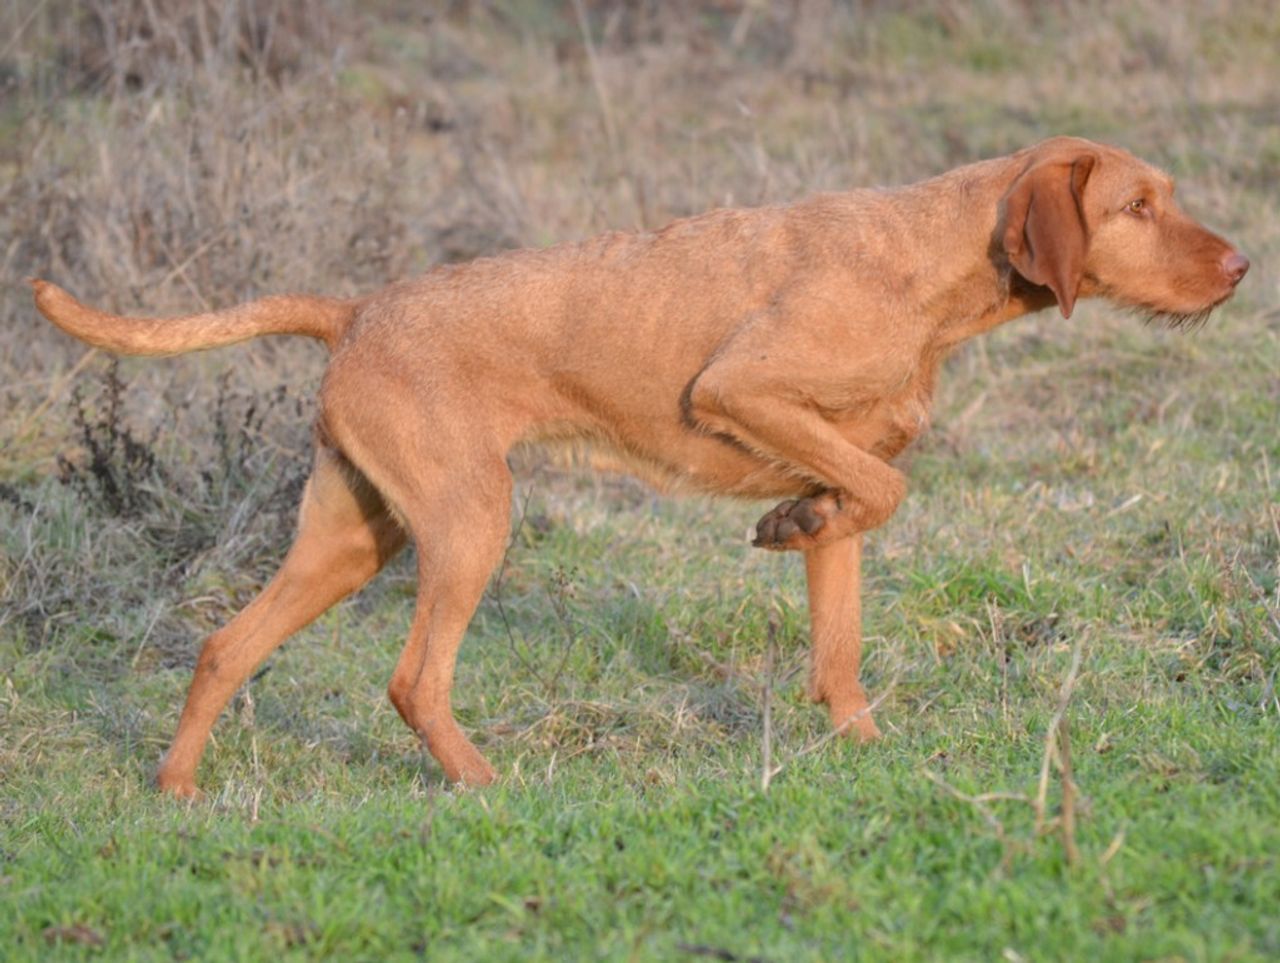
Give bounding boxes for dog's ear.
[1002,153,1097,319]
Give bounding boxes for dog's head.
[1001,136,1248,325]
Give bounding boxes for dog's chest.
[873,389,933,458]
[833,367,937,460]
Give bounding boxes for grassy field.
[2,1,1278,959]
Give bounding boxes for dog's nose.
[1222,252,1250,286]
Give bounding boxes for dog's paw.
[424,726,499,787]
[155,772,203,801]
[831,705,882,743]
[752,493,841,551]
[451,753,499,787]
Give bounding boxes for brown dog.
[32,136,1248,798]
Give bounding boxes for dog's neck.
[870,157,1060,349]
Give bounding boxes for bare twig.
[129,601,168,668]
[0,0,50,61]
[569,0,646,225]
[761,669,901,790]
[1262,451,1280,547]
[760,613,777,792]
[1099,829,1126,867]
[488,487,550,691]
[1035,635,1086,834]
[1058,714,1080,867]
[922,634,1089,868]
[729,1,759,47]
[922,768,1015,841]
[543,565,584,701]
[570,0,619,158]
[487,487,585,703]
[10,348,100,443]
[988,598,1010,734]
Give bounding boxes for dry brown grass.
[2,0,1276,718]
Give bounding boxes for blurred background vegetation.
[1,4,1277,958]
[2,0,1275,658]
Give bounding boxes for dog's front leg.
[686,345,896,742]
[687,362,907,551]
[804,534,881,743]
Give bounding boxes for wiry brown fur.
[31,281,354,354]
[31,137,1247,797]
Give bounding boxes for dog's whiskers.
[1144,308,1213,331]
[1132,299,1221,333]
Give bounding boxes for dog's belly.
[529,371,934,500]
[544,415,918,501]
[535,428,815,500]
[651,432,817,498]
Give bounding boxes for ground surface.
[2,2,1278,959]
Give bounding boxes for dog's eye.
[1126,198,1146,215]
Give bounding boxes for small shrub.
[56,360,166,519]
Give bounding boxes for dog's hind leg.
[379,459,513,786]
[319,353,519,786]
[155,445,405,798]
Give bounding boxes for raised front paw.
[752,492,845,551]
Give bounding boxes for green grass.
[5,728,1276,961]
[4,600,1278,963]
[4,446,1278,959]
[3,1,1280,959]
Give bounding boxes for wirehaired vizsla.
[32,136,1248,798]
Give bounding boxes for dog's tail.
[29,279,357,355]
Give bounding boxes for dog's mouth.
[1132,289,1236,333]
